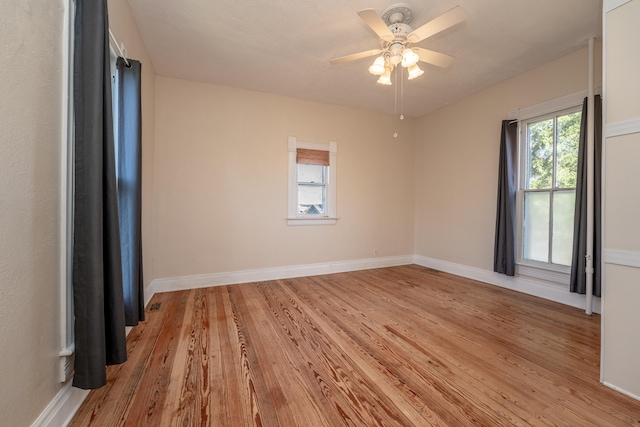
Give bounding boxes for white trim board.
[604,118,640,138]
[604,0,632,13]
[145,255,414,306]
[413,255,602,314]
[30,382,89,427]
[508,87,601,121]
[604,249,640,268]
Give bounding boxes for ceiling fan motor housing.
[388,22,412,38]
[385,23,411,66]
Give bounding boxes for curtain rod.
[108,26,130,67]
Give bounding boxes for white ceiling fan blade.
[413,47,455,68]
[407,6,467,44]
[357,9,395,42]
[330,49,382,65]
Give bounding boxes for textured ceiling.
[126,0,602,118]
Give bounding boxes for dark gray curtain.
[115,58,145,325]
[494,120,519,276]
[570,95,602,296]
[73,0,127,389]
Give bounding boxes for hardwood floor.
[69,265,640,426]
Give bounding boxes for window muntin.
[520,107,581,268]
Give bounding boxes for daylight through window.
[296,148,329,215]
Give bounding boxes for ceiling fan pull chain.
[394,66,398,116]
[400,66,404,120]
[393,63,399,138]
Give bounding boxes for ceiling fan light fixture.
[368,55,386,75]
[407,63,424,80]
[377,68,392,85]
[401,48,419,67]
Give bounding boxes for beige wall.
[153,77,415,279]
[108,0,156,289]
[0,1,65,425]
[414,44,602,271]
[601,0,640,398]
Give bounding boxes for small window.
[297,162,327,215]
[519,107,581,269]
[288,137,337,225]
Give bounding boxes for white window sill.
[516,261,570,286]
[287,217,337,226]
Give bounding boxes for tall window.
[520,107,581,268]
[287,136,337,225]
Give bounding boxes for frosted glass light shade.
[407,63,424,80]
[401,48,419,67]
[377,68,392,85]
[368,56,386,75]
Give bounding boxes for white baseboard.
[602,381,640,402]
[413,255,601,314]
[145,255,414,306]
[146,254,600,314]
[30,382,89,427]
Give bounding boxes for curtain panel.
[570,95,602,296]
[493,121,518,276]
[115,57,145,325]
[72,0,127,389]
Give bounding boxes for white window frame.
[510,90,591,284]
[517,105,582,277]
[287,136,337,226]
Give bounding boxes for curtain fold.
[494,120,519,276]
[570,95,602,296]
[72,0,127,389]
[115,57,145,325]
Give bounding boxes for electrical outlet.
[373,249,379,256]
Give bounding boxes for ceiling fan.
[330,3,466,85]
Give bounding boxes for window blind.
[297,148,329,166]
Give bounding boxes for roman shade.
[296,148,329,166]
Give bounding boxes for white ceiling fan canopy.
[381,3,414,25]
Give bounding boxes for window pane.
[298,184,325,215]
[524,192,550,262]
[297,164,324,184]
[527,119,554,189]
[555,111,581,188]
[552,190,576,266]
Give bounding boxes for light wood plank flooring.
[69,265,640,426]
